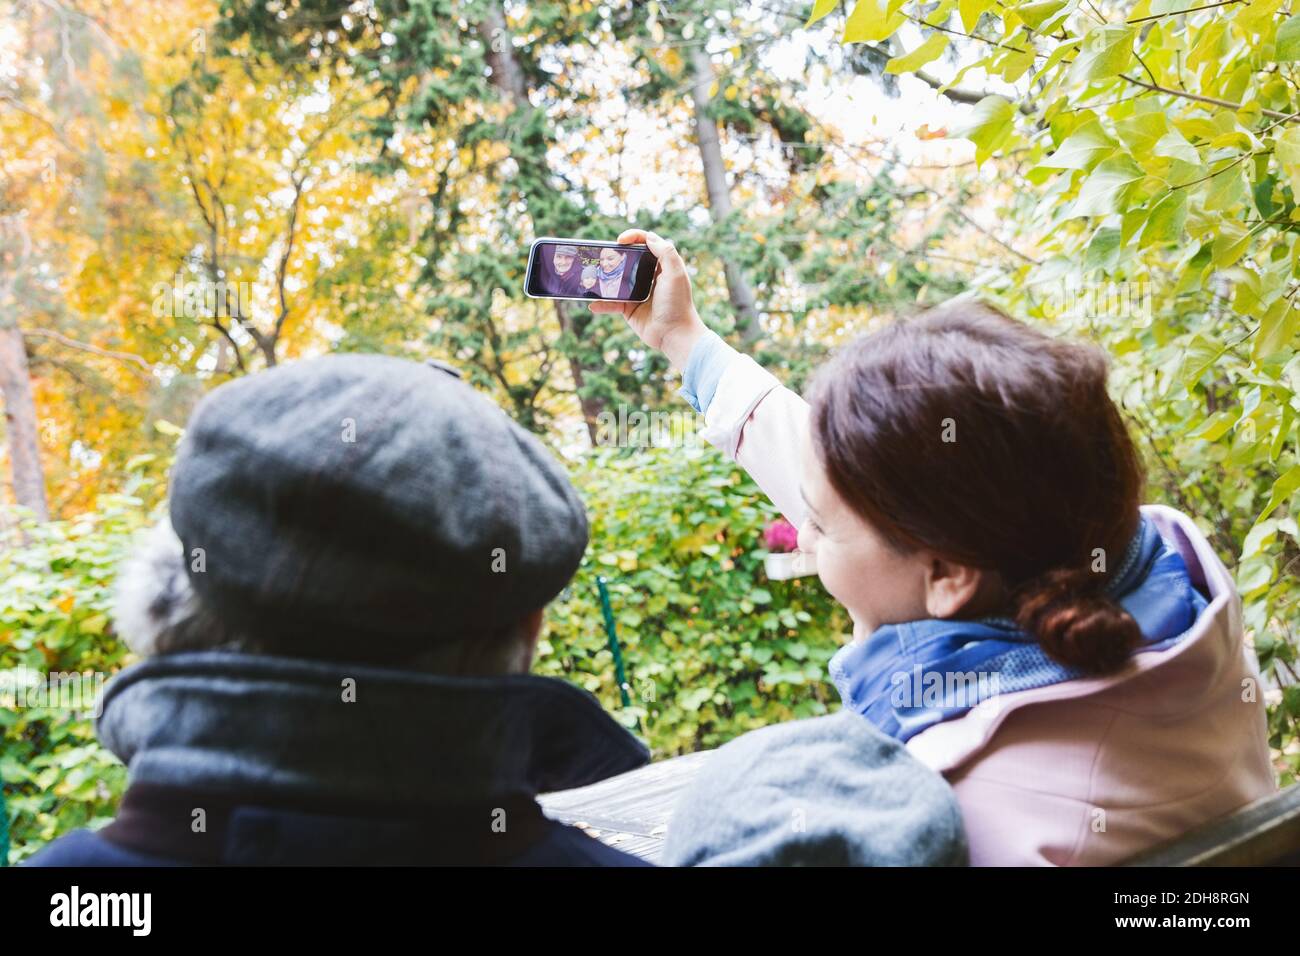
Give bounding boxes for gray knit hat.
[167,354,588,650]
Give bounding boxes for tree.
[219,0,661,442]
[0,0,126,522]
[613,0,813,346]
[0,216,49,520]
[163,48,383,370]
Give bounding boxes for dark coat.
[25,651,652,867]
[26,788,647,866]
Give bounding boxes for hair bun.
[1014,567,1141,674]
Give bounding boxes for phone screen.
[525,239,657,302]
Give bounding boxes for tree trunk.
[688,46,762,347]
[0,326,50,521]
[554,300,605,441]
[481,3,603,444]
[213,335,235,375]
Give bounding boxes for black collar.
[98,651,649,808]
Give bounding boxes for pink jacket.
[699,349,1278,866]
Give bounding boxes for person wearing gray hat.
[544,243,582,297]
[25,354,651,867]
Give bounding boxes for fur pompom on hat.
[112,520,195,657]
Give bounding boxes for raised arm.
[589,230,809,527]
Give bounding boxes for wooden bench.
[539,751,710,863]
[540,753,1300,866]
[1123,784,1300,866]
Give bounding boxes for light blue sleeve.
[676,330,736,415]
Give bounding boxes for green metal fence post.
[596,575,632,708]
[0,783,9,866]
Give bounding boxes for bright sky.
[557,13,1004,227]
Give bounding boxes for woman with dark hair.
[591,229,1276,866]
[596,246,634,299]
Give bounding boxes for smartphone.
[525,237,658,303]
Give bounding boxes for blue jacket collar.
[829,516,1208,742]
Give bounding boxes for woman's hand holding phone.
[587,229,706,372]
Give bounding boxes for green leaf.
[1084,227,1122,272]
[1068,25,1135,86]
[680,686,714,712]
[1273,405,1295,461]
[1040,119,1116,170]
[1211,224,1253,268]
[996,47,1037,83]
[843,0,906,42]
[1204,159,1247,212]
[951,95,1016,158]
[1236,555,1275,598]
[1121,203,1150,244]
[1114,110,1167,158]
[885,33,949,74]
[959,0,993,31]
[1243,518,1279,559]
[1015,0,1068,29]
[1070,155,1144,217]
[1237,0,1285,32]
[1275,127,1300,196]
[1254,299,1298,362]
[1256,464,1300,524]
[1145,189,1188,244]
[1277,13,1300,60]
[1191,410,1238,442]
[1177,333,1221,388]
[807,0,840,26]
[1030,37,1081,85]
[1153,128,1201,165]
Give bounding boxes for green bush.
[0,496,144,864]
[541,444,849,755]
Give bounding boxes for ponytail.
[1013,567,1141,674]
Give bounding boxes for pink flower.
[763,517,799,553]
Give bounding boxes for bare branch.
[1126,0,1244,23]
[1120,74,1297,121]
[22,327,153,377]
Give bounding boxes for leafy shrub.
[541,444,849,755]
[0,497,145,864]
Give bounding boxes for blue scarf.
[598,255,627,284]
[828,517,1208,743]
